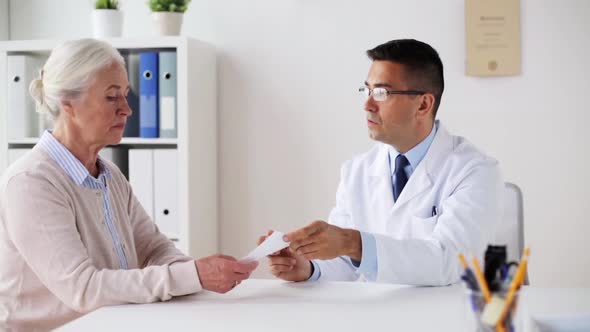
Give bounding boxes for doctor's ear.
[415,93,435,120]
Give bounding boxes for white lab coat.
[315,121,503,286]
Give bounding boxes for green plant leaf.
[95,0,119,9]
[148,0,191,13]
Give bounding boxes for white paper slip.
[240,231,290,262]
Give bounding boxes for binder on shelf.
[6,55,44,139]
[158,51,177,138]
[123,52,140,137]
[128,149,155,221]
[139,52,159,138]
[154,149,179,239]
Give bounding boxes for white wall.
[0,0,8,40]
[7,0,590,287]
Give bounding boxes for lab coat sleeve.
[374,160,503,286]
[314,162,360,281]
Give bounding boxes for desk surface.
[57,279,590,332]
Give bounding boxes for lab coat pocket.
[410,215,438,239]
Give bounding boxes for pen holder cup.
[466,289,520,332]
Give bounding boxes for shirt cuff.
[307,260,321,281]
[170,260,202,295]
[350,231,378,281]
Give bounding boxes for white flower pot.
[152,12,184,36]
[92,9,123,38]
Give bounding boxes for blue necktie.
[393,154,409,201]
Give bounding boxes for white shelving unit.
[0,37,218,258]
[7,137,178,146]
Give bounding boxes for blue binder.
[139,52,159,138]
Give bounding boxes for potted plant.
[149,0,191,36]
[92,0,123,38]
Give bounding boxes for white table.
[519,288,590,332]
[57,279,590,332]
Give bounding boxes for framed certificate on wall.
[465,0,521,76]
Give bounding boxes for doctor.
[261,39,503,286]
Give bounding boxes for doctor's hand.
[258,230,313,282]
[194,254,258,294]
[284,220,362,261]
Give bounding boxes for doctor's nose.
[364,96,378,113]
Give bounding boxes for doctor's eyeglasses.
[358,86,425,102]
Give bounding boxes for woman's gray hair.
[29,38,125,119]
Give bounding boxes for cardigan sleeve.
[2,171,201,313]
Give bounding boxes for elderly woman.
[0,39,258,331]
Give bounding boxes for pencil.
[472,256,492,303]
[495,248,530,330]
[458,254,469,269]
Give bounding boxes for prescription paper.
[240,231,290,262]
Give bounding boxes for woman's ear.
[60,99,75,117]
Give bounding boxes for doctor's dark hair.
[366,39,444,118]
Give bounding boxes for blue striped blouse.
[38,130,128,269]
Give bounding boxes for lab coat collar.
[420,120,454,181]
[367,120,453,209]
